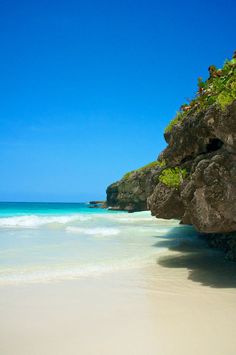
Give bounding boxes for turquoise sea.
[0,202,194,285]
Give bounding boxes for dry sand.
[1,242,236,355]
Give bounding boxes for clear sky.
[0,0,235,202]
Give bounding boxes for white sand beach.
[1,242,236,355]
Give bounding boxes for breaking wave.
[0,214,91,228]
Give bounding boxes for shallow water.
[0,202,195,284]
[1,204,236,355]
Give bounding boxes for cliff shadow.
[153,226,236,288]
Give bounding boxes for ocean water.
[0,202,194,285]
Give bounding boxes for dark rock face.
[147,183,185,219]
[149,149,236,233]
[162,102,236,164]
[181,152,236,232]
[149,101,236,233]
[106,101,236,232]
[89,201,107,209]
[106,165,163,212]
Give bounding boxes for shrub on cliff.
[158,167,187,188]
[165,51,236,133]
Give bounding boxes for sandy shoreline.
[1,243,236,355]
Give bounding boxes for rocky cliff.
[106,162,165,212]
[106,52,236,258]
[148,101,236,233]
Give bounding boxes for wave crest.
[0,214,91,228]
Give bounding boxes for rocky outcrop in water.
[148,101,236,233]
[106,54,236,258]
[107,101,236,230]
[106,163,164,212]
[106,101,236,233]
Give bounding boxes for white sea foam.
[0,214,91,228]
[0,258,153,285]
[66,226,120,236]
[94,213,179,228]
[0,208,185,285]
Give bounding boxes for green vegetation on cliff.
[165,51,236,133]
[158,167,187,188]
[123,160,165,180]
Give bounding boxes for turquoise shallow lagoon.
[0,202,193,284]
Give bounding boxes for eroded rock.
[107,101,236,235]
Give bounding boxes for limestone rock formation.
[106,53,236,258]
[107,52,236,242]
[149,101,236,233]
[106,101,236,233]
[106,163,164,212]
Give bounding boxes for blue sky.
[0,0,235,201]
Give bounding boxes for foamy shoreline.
[0,210,184,285]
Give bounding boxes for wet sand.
[1,241,236,355]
